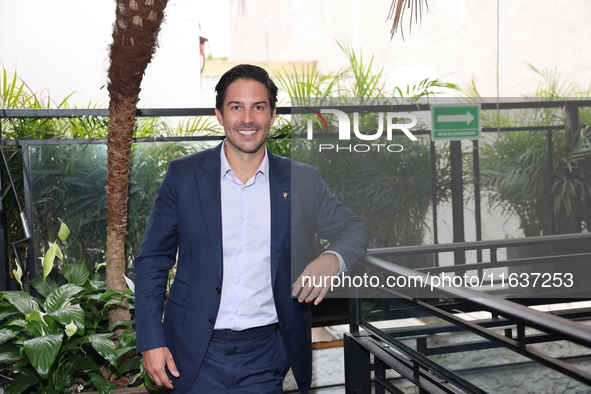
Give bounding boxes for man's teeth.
[238,129,257,136]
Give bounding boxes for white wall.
[2,1,589,107]
[0,0,202,108]
[227,0,591,98]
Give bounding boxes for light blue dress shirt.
[215,144,277,330]
[214,142,346,331]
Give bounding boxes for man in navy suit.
[134,64,370,393]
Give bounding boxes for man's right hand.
[142,346,180,389]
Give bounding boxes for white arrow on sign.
[437,111,475,125]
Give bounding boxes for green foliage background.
[1,69,223,281]
[470,65,591,237]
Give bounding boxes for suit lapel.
[194,145,291,286]
[194,143,224,282]
[268,151,291,287]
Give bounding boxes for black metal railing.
[2,102,591,392]
[2,100,591,290]
[345,233,591,393]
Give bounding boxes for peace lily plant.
[0,221,147,394]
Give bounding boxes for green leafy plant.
[474,66,591,236]
[1,68,222,281]
[0,221,145,394]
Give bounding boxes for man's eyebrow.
[226,100,268,106]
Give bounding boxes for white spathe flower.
[12,261,23,289]
[58,219,70,242]
[65,321,77,338]
[123,274,135,293]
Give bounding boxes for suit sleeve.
[312,167,370,270]
[133,162,180,354]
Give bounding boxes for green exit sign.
[431,104,481,140]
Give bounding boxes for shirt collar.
[220,139,269,183]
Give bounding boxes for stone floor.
[283,325,349,393]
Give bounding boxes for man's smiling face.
[215,78,276,159]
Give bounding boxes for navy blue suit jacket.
[134,143,370,393]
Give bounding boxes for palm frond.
[388,0,430,39]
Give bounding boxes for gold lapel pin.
[283,191,289,199]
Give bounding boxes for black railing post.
[349,294,360,335]
[22,144,34,285]
[472,140,482,243]
[564,103,582,234]
[344,333,372,394]
[430,140,439,267]
[450,141,465,266]
[0,164,7,291]
[374,357,386,394]
[0,118,8,290]
[546,128,556,235]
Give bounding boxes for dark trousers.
[179,324,290,393]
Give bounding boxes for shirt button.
[208,318,215,325]
[236,279,241,284]
[239,248,243,252]
[215,287,221,294]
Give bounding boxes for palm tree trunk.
[106,0,169,326]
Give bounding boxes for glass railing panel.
[28,140,218,281]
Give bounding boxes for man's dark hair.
[215,64,278,114]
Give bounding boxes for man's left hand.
[292,253,339,305]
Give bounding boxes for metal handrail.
[347,241,591,392]
[3,99,591,118]
[358,253,591,349]
[367,232,591,258]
